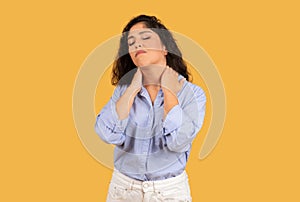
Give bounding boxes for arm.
[94,85,129,145]
[94,68,142,145]
[162,88,179,119]
[116,68,142,120]
[160,66,206,152]
[161,66,185,118]
[163,84,206,153]
[115,86,140,120]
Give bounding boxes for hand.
[161,66,185,95]
[116,68,142,120]
[129,68,142,92]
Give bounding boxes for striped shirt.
[95,75,206,181]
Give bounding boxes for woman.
[95,14,206,202]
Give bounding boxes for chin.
[135,62,151,67]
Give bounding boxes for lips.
[135,50,146,57]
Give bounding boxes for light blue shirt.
[95,75,206,181]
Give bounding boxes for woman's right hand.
[116,68,142,120]
[129,67,142,92]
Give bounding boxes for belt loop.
[152,181,157,193]
[129,180,134,190]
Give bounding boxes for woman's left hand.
[161,66,185,95]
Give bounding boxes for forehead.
[129,22,148,31]
[128,22,153,36]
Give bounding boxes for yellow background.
[1,0,299,201]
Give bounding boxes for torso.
[144,85,160,105]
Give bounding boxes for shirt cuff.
[110,101,129,132]
[163,105,183,134]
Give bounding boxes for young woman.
[95,14,206,202]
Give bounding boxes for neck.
[140,64,166,86]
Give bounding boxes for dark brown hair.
[111,14,190,85]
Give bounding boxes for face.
[127,22,167,67]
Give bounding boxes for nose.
[134,40,143,49]
[135,43,142,49]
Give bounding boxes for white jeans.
[106,170,192,202]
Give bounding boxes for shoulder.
[178,75,205,96]
[178,79,206,105]
[114,84,129,94]
[187,82,206,100]
[111,84,129,101]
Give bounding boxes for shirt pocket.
[129,102,151,128]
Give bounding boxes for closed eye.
[127,30,152,46]
[142,36,151,40]
[128,41,135,46]
[128,38,135,46]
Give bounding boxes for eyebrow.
[127,30,153,40]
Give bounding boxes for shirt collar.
[138,74,185,96]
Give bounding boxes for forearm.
[162,84,207,152]
[163,109,197,152]
[116,85,139,120]
[162,88,179,118]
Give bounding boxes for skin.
[116,22,185,120]
[127,23,167,67]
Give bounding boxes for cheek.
[129,52,136,63]
[129,50,134,58]
[144,40,162,50]
[128,46,135,54]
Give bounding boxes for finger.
[169,67,177,75]
[136,68,142,77]
[165,67,171,74]
[163,66,167,73]
[173,71,178,77]
[179,78,186,86]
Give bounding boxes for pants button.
[143,183,149,188]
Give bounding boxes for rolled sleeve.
[162,82,206,153]
[162,105,183,134]
[94,85,128,145]
[110,101,129,132]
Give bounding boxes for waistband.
[112,169,188,192]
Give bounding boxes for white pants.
[106,170,192,202]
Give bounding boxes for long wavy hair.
[111,14,190,85]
